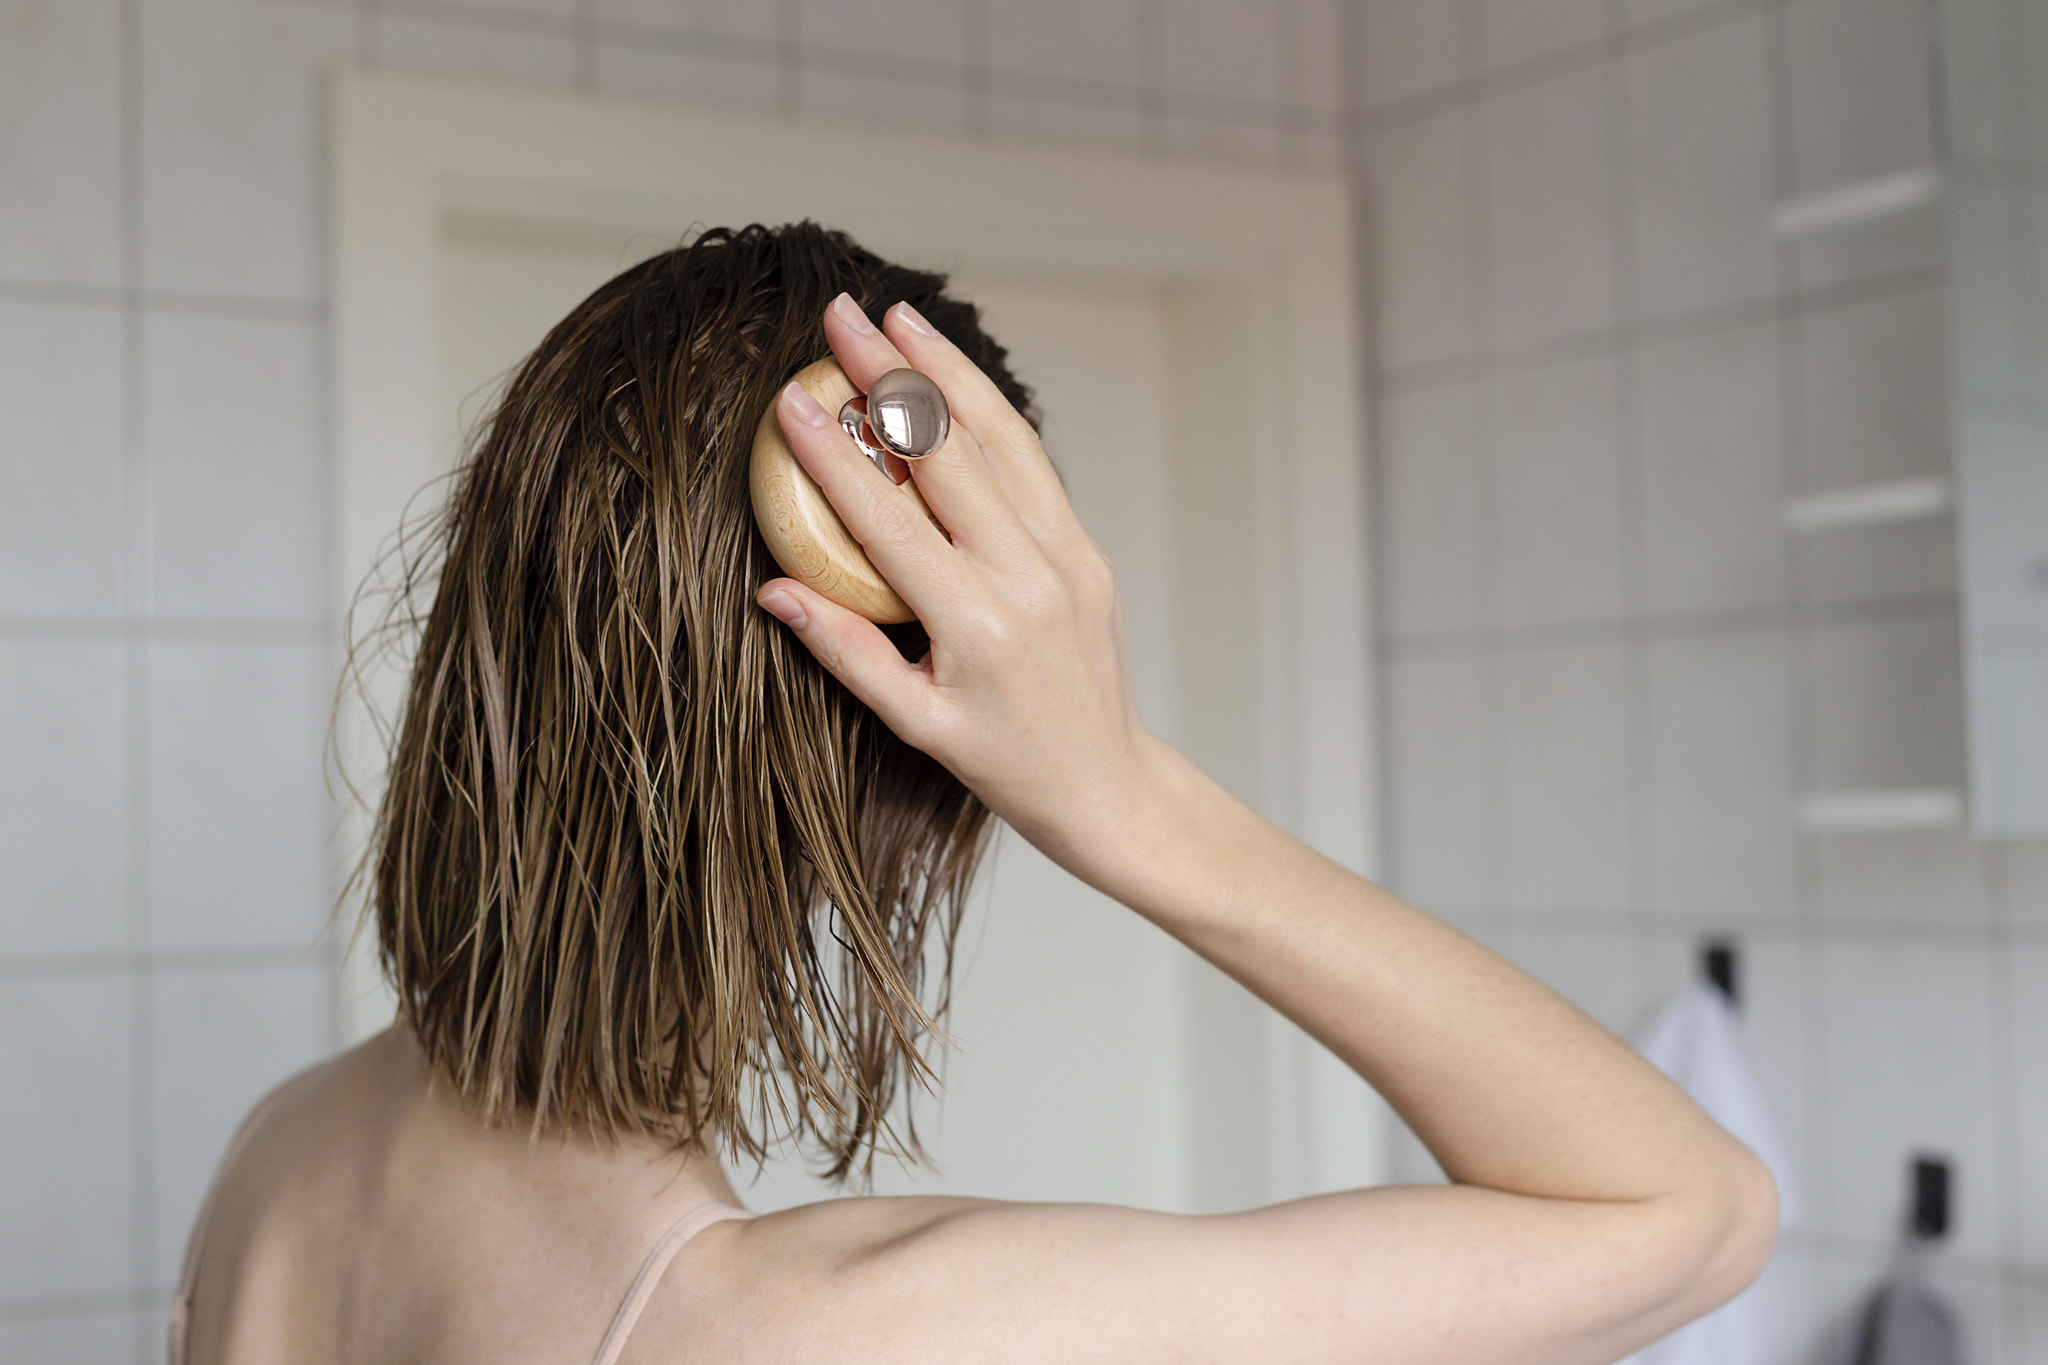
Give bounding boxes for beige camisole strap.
[588,1200,757,1365]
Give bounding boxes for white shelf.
[1783,477,1951,533]
[1797,789,1964,833]
[1771,167,1941,239]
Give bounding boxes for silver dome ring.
[838,367,951,468]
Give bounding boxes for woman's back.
[174,1029,775,1365]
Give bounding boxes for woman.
[172,223,1776,1364]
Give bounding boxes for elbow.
[1690,1140,1781,1311]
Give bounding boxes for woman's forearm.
[1088,733,1768,1219]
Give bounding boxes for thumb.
[757,580,931,738]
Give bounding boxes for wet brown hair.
[360,222,1036,1182]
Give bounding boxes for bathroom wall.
[0,1,1343,1359]
[1357,1,2048,1362]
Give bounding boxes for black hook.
[1701,938,1738,1008]
[1910,1154,1951,1242]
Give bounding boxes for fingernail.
[780,380,830,427]
[892,301,938,337]
[759,588,808,631]
[831,292,878,335]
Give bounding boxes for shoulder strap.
[167,1085,292,1365]
[590,1201,757,1365]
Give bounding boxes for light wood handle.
[749,357,933,624]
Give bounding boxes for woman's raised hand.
[756,293,1163,877]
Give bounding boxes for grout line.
[0,617,331,641]
[0,945,334,981]
[963,0,989,137]
[1357,0,1783,136]
[1376,264,1948,395]
[774,0,799,120]
[1382,590,1966,657]
[115,0,157,1354]
[1135,0,1164,155]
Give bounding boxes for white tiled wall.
[1362,2,2046,1362]
[0,0,1344,1359]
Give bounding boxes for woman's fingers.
[880,301,1077,536]
[757,578,932,739]
[775,381,960,621]
[821,295,1036,564]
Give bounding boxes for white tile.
[150,965,333,1286]
[1355,0,1465,110]
[1476,0,1605,73]
[1159,0,1282,108]
[1637,319,1788,617]
[987,0,1142,90]
[0,0,122,287]
[2008,840,2048,928]
[1160,113,1284,168]
[0,641,128,959]
[145,312,325,622]
[1488,351,1628,628]
[1808,615,1970,792]
[1815,831,1991,928]
[1497,641,1633,914]
[593,0,777,43]
[1622,0,1725,27]
[2012,944,2048,1270]
[594,41,780,113]
[1293,0,1344,116]
[797,66,971,135]
[1647,631,1799,921]
[1795,289,1958,607]
[0,300,125,618]
[1363,107,1477,371]
[148,641,331,953]
[1627,16,1779,321]
[376,16,579,88]
[432,0,578,16]
[1380,379,1482,636]
[0,973,134,1299]
[1747,1247,1821,1365]
[1787,0,1937,196]
[2023,1284,2048,1365]
[1791,199,1944,294]
[1483,65,1619,351]
[1486,922,1643,1035]
[799,0,967,67]
[0,1309,138,1365]
[1286,127,1345,174]
[1385,651,1489,913]
[1817,942,2002,1260]
[986,94,1144,156]
[1797,288,1952,490]
[141,0,357,303]
[1800,519,1960,610]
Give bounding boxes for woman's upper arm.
[718,1179,1767,1365]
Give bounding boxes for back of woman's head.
[366,222,1036,1181]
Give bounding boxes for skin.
[179,293,1778,1365]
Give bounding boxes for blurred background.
[2,0,2045,1362]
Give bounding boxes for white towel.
[1618,982,1800,1365]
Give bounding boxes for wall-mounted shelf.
[1796,788,1965,833]
[1771,167,1941,240]
[1782,477,1951,533]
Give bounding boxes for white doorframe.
[329,72,1381,1199]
